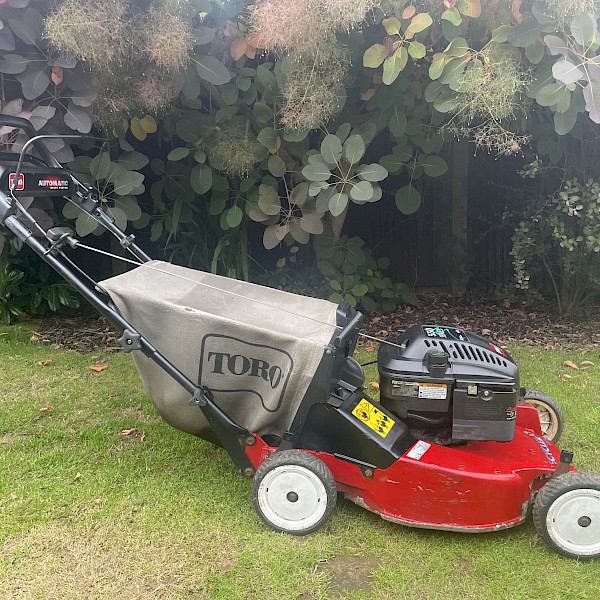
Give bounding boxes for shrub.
[512,177,600,315]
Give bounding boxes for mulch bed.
[27,293,600,354]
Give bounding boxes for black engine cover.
[378,325,519,442]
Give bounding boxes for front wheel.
[252,450,337,535]
[521,389,564,443]
[533,472,600,560]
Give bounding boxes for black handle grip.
[0,114,37,138]
[0,113,59,168]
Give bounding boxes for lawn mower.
[1,115,599,560]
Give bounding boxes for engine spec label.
[418,383,448,399]
[352,398,395,438]
[391,380,419,397]
[391,380,447,399]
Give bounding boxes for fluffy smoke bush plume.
[249,0,378,54]
[250,1,363,130]
[143,7,193,74]
[542,0,597,24]
[321,0,380,30]
[203,125,265,177]
[45,0,195,128]
[445,45,531,155]
[44,0,129,70]
[453,45,530,124]
[135,70,179,112]
[281,45,350,131]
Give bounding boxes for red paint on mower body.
[246,404,569,532]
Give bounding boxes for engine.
[378,325,520,442]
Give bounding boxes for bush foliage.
[1,0,600,311]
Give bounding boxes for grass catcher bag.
[101,261,339,437]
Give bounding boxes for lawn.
[1,323,599,599]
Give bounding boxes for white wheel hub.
[527,399,558,439]
[546,488,600,557]
[257,464,328,532]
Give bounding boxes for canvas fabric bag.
[101,261,339,437]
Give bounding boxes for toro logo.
[199,334,293,412]
[8,173,25,191]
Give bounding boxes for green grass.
[1,324,599,599]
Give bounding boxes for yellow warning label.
[352,399,395,439]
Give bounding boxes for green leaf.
[351,284,369,297]
[320,134,343,166]
[445,37,469,57]
[383,46,408,85]
[395,185,422,214]
[329,279,342,291]
[298,212,323,234]
[553,59,584,85]
[571,13,597,46]
[90,152,111,180]
[267,155,286,177]
[302,162,332,182]
[253,103,274,125]
[349,180,374,202]
[114,196,142,221]
[225,206,243,228]
[554,101,579,135]
[112,171,144,196]
[336,122,352,143]
[429,53,446,80]
[76,213,100,237]
[536,83,570,107]
[382,17,401,36]
[507,19,540,48]
[196,55,231,85]
[442,8,462,26]
[433,90,460,113]
[420,155,448,177]
[190,164,212,195]
[406,13,433,35]
[525,39,545,65]
[257,127,277,150]
[363,44,388,69]
[167,147,190,161]
[329,192,349,217]
[439,56,468,86]
[491,24,511,44]
[424,80,443,103]
[343,135,366,165]
[356,163,389,182]
[389,111,408,137]
[291,182,309,206]
[117,151,149,171]
[408,41,426,60]
[258,184,281,215]
[192,25,216,46]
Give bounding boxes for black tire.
[533,472,600,560]
[252,450,337,535]
[521,389,564,443]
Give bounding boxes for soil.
[27,293,600,354]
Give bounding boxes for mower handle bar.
[0,115,106,194]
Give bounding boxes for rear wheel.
[252,450,337,535]
[533,472,600,560]
[521,389,564,443]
